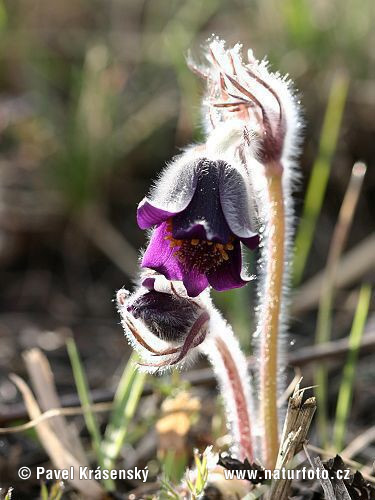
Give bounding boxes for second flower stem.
[201,311,254,462]
[259,168,285,469]
[215,336,254,461]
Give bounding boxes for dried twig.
[268,383,316,499]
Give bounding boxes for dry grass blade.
[277,384,317,458]
[277,371,303,408]
[304,449,336,500]
[314,457,352,500]
[288,330,375,366]
[315,162,367,445]
[341,425,375,460]
[305,449,352,500]
[23,348,88,465]
[268,383,316,499]
[0,402,113,434]
[79,205,138,278]
[292,233,375,315]
[111,91,178,156]
[9,374,104,499]
[307,444,375,482]
[332,472,352,500]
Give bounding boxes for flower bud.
[117,275,210,372]
[190,38,301,173]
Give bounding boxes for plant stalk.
[201,314,254,462]
[215,336,254,461]
[259,166,285,469]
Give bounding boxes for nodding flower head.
[117,274,211,372]
[190,38,300,169]
[137,157,259,297]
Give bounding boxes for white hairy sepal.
[192,38,302,211]
[117,290,170,360]
[141,145,204,214]
[141,136,259,232]
[199,38,302,162]
[199,306,257,459]
[139,270,215,304]
[116,278,213,374]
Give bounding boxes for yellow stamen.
[220,250,229,260]
[191,239,199,246]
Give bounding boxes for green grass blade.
[40,483,48,500]
[293,72,349,286]
[161,449,188,485]
[333,284,371,451]
[102,353,146,470]
[66,337,115,492]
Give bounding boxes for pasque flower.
[137,157,259,297]
[118,37,302,472]
[117,273,211,371]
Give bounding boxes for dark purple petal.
[219,163,259,244]
[207,240,249,291]
[141,223,210,296]
[137,157,201,229]
[141,223,184,281]
[137,199,177,230]
[172,160,232,243]
[182,268,209,297]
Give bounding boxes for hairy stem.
[201,315,254,462]
[259,167,285,469]
[215,337,253,461]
